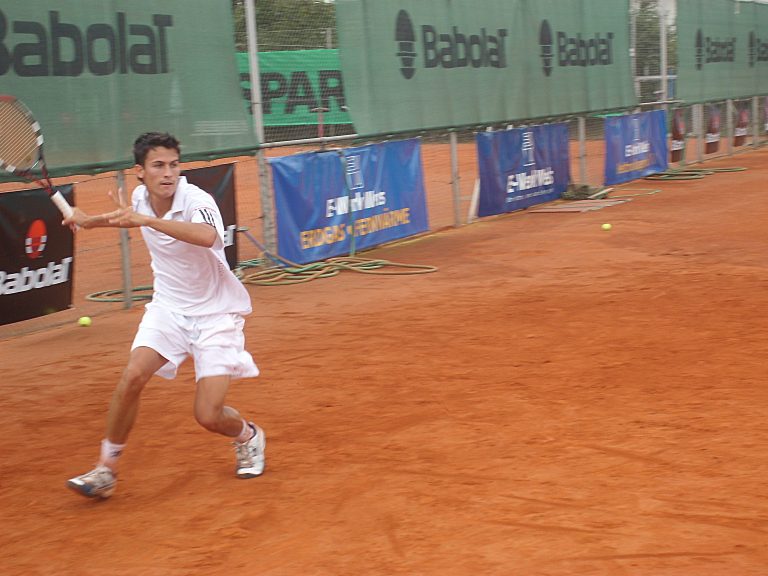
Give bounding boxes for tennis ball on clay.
[78,316,92,327]
[601,223,612,231]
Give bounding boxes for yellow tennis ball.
[601,223,612,231]
[78,316,92,327]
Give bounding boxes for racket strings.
[0,101,40,170]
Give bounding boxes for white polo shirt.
[132,176,252,316]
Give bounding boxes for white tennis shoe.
[67,465,117,499]
[234,423,266,478]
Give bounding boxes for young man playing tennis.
[64,132,264,498]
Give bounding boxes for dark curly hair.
[133,132,181,166]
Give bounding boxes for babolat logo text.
[749,31,768,67]
[422,25,508,69]
[0,257,73,295]
[0,9,173,77]
[539,20,614,75]
[394,10,508,79]
[557,30,614,67]
[695,29,736,69]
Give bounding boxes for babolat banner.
[0,186,75,325]
[676,0,768,102]
[336,0,635,135]
[236,50,352,126]
[269,139,428,264]
[476,123,570,217]
[0,0,257,177]
[604,110,668,186]
[182,164,239,270]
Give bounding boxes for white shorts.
[132,304,260,381]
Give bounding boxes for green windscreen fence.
[676,0,768,103]
[0,0,257,177]
[335,0,635,136]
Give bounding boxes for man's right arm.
[64,207,121,229]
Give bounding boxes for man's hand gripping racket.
[0,95,74,219]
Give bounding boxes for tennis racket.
[0,95,74,218]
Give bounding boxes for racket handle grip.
[50,190,74,219]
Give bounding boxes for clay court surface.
[2,147,768,575]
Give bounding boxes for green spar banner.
[0,0,257,177]
[676,0,768,103]
[335,0,635,135]
[237,50,352,126]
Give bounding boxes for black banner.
[182,164,238,270]
[0,186,75,325]
[670,108,685,163]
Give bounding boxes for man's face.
[136,146,180,199]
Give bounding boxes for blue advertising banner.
[604,110,668,185]
[270,139,429,264]
[477,123,570,217]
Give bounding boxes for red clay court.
[2,148,768,575]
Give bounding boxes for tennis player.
[64,132,265,499]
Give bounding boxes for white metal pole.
[245,0,264,144]
[694,104,704,162]
[117,170,132,309]
[578,116,587,185]
[659,7,668,108]
[726,99,734,156]
[630,8,638,99]
[752,96,759,148]
[245,0,276,253]
[449,131,461,227]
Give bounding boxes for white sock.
[235,420,253,443]
[100,439,126,470]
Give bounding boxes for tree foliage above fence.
[232,0,337,51]
[632,0,678,103]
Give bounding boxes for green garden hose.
[86,285,153,303]
[238,256,438,286]
[86,254,438,299]
[645,166,747,181]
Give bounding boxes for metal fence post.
[726,99,734,156]
[693,104,704,162]
[449,131,461,227]
[578,116,587,185]
[117,170,132,310]
[752,96,759,149]
[245,0,276,254]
